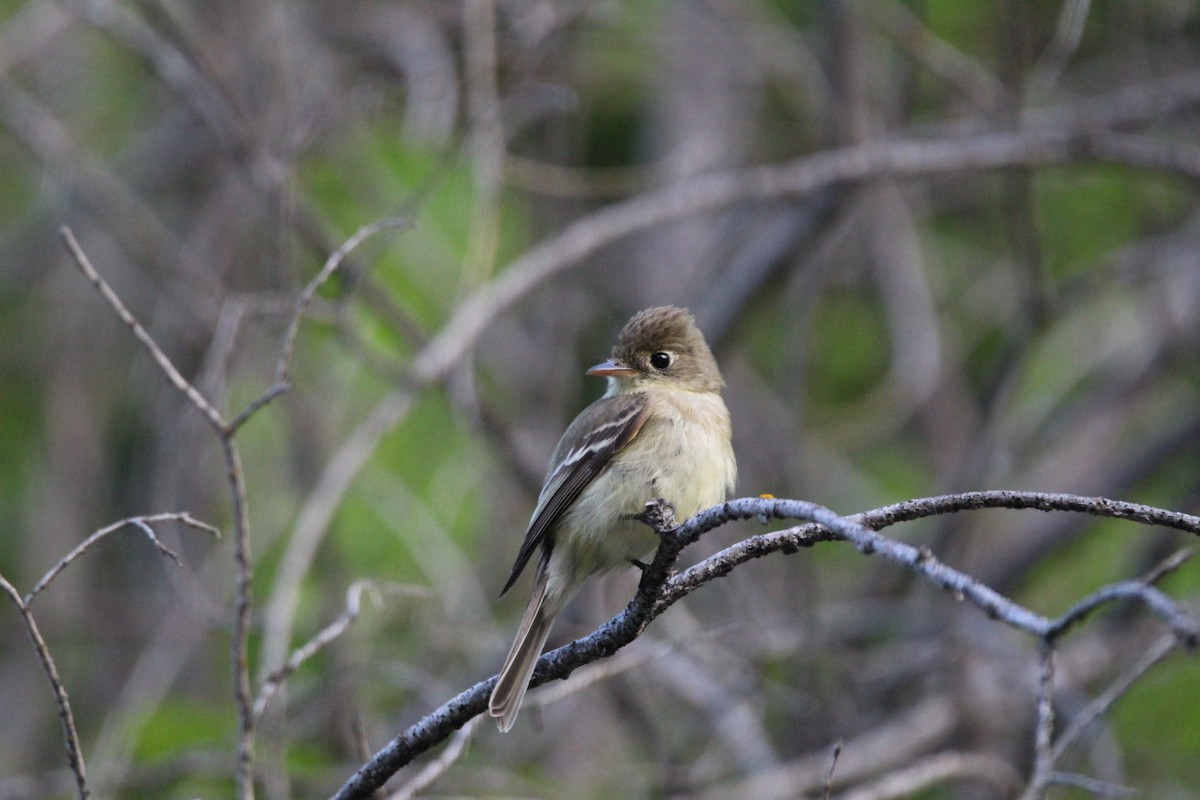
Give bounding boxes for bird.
[488,305,736,731]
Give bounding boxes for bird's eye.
[650,351,672,370]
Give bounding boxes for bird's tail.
[489,574,555,732]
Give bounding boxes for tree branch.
[331,492,1200,799]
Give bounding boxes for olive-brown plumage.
[489,306,736,731]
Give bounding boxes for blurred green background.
[1,1,1198,798]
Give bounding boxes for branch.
[258,75,1200,711]
[254,580,388,720]
[331,492,1200,799]
[2,510,220,800]
[664,490,1200,605]
[0,575,89,800]
[409,73,1200,388]
[61,229,259,799]
[835,751,1022,800]
[230,216,411,435]
[25,512,219,605]
[60,226,227,433]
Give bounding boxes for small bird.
[488,306,736,731]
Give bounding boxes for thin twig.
[254,581,385,719]
[348,715,385,800]
[1,575,89,799]
[1046,771,1137,797]
[822,741,842,800]
[229,217,410,435]
[1045,581,1198,642]
[25,513,219,605]
[60,226,228,434]
[1139,546,1195,586]
[223,438,256,800]
[836,751,1023,800]
[62,230,260,799]
[1050,633,1179,763]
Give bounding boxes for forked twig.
[25,512,219,604]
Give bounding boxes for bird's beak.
[587,359,637,378]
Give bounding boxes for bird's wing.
[499,392,650,596]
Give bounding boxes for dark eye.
[650,352,672,370]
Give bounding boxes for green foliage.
[806,290,890,408]
[1035,167,1189,279]
[133,699,231,762]
[1114,658,1200,789]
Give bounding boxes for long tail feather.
[489,574,555,732]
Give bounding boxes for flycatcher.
[489,306,736,731]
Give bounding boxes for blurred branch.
[258,386,416,684]
[0,575,89,800]
[55,0,246,150]
[871,0,1009,112]
[60,227,227,433]
[460,0,504,291]
[1051,633,1179,764]
[412,70,1200,387]
[705,697,955,799]
[60,229,259,799]
[332,493,1200,799]
[1030,0,1093,96]
[230,216,411,435]
[387,717,482,800]
[836,751,1022,800]
[254,580,389,720]
[1,511,218,800]
[25,512,219,604]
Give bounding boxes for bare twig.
[1045,580,1197,641]
[61,229,260,799]
[254,581,389,719]
[25,513,219,604]
[222,438,256,799]
[230,217,410,435]
[1139,547,1196,585]
[0,575,89,799]
[822,741,842,800]
[3,511,218,799]
[835,751,1023,800]
[1050,633,1179,763]
[1045,771,1137,797]
[60,226,228,433]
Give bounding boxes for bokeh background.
[1,1,1199,798]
